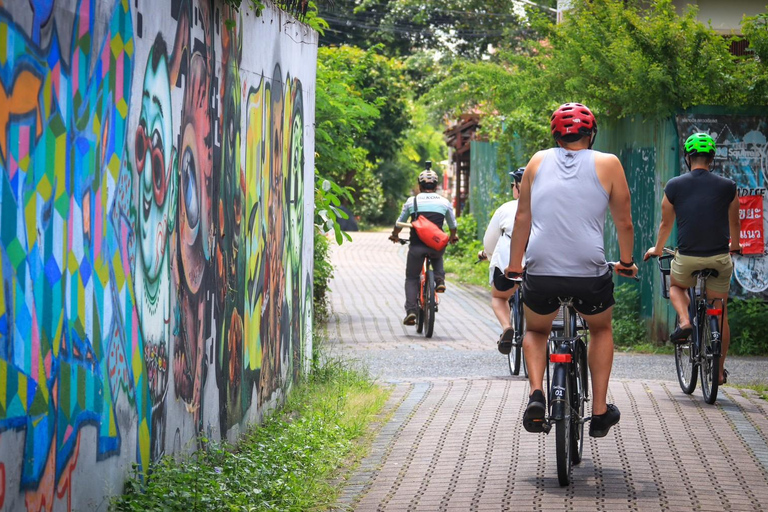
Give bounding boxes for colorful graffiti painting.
[0,0,313,509]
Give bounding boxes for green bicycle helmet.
[684,132,716,155]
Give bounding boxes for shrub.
[612,283,646,347]
[728,297,768,356]
[313,229,333,321]
[445,213,482,258]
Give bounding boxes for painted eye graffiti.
[152,129,166,205]
[135,122,168,207]
[182,147,199,230]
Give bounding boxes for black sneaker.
[435,279,446,293]
[523,389,547,433]
[403,311,417,326]
[589,404,620,438]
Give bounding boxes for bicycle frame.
[547,300,588,426]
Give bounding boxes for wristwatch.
[619,257,635,267]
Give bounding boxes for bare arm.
[643,194,676,259]
[603,155,635,264]
[728,193,741,252]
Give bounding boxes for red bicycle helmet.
[550,103,597,140]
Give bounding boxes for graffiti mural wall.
[0,0,317,509]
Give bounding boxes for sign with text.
[739,192,764,254]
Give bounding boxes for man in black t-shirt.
[644,133,741,385]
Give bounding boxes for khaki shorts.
[670,252,733,293]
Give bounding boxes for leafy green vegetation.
[612,283,647,348]
[443,213,489,287]
[728,298,768,356]
[426,0,768,160]
[315,45,446,225]
[111,334,389,512]
[318,0,552,59]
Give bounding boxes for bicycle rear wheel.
[554,364,572,486]
[700,314,720,404]
[416,276,425,334]
[674,315,697,394]
[508,296,524,375]
[424,270,436,338]
[571,340,588,465]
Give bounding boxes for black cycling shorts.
[493,267,519,292]
[522,272,615,316]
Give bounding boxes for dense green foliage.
[319,0,553,59]
[313,229,334,321]
[316,45,446,224]
[111,335,388,512]
[612,284,647,348]
[426,0,768,159]
[443,214,488,287]
[728,298,768,356]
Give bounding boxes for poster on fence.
[739,191,765,255]
[676,112,768,297]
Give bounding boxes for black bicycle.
[511,264,636,486]
[546,296,589,486]
[505,275,589,486]
[654,248,724,404]
[397,236,438,338]
[508,286,527,377]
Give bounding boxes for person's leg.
[404,246,425,314]
[669,279,692,330]
[580,307,614,416]
[431,250,445,282]
[523,308,558,394]
[707,289,729,384]
[491,285,516,330]
[430,250,447,291]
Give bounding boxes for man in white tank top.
[505,103,638,438]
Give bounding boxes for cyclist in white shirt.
[478,169,524,354]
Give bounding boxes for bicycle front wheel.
[508,297,524,375]
[700,314,720,404]
[424,270,436,338]
[571,340,588,465]
[554,365,572,486]
[674,315,697,394]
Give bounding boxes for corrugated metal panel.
[469,141,503,239]
[594,115,678,340]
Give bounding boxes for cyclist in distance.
[478,168,525,354]
[505,103,638,438]
[389,162,458,326]
[643,132,740,385]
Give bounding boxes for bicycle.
[396,234,439,338]
[510,264,636,486]
[653,248,724,404]
[475,253,527,376]
[508,286,527,377]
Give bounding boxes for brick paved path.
[328,233,768,511]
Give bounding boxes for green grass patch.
[111,338,389,512]
[616,342,675,355]
[735,383,768,401]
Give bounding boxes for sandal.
[497,327,515,355]
[720,368,729,385]
[670,325,693,344]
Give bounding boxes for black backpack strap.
[413,194,419,218]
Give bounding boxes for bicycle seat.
[691,268,719,279]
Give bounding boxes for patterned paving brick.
[330,233,768,511]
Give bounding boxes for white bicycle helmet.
[418,169,439,185]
